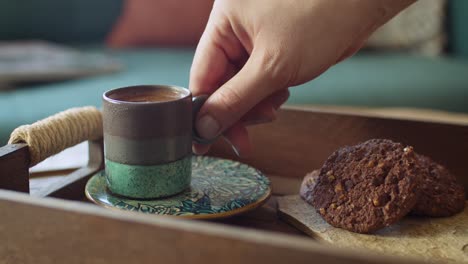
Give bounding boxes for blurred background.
[0,0,467,145]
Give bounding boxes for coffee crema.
[110,88,185,103]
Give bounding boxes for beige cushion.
[366,0,446,56]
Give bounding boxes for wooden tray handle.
[8,106,103,167]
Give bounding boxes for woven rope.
[8,106,103,167]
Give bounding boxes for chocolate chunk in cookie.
[411,155,465,217]
[300,170,320,202]
[310,139,421,233]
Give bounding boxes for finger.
[195,86,283,157]
[195,49,287,140]
[189,31,230,96]
[192,122,251,157]
[224,89,289,157]
[271,89,291,109]
[196,87,280,156]
[189,15,247,96]
[241,89,290,126]
[192,142,210,155]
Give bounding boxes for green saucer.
[85,156,271,219]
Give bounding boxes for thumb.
[195,49,287,139]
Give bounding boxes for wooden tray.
[1,106,467,264]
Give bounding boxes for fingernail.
[192,145,206,155]
[192,145,199,155]
[196,115,221,139]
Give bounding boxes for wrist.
[336,0,416,43]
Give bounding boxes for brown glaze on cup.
[103,85,193,165]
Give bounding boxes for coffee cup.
[102,85,210,199]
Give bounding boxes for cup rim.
[103,84,191,105]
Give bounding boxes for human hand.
[190,0,415,156]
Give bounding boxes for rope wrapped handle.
[8,106,103,167]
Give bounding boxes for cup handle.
[192,95,218,144]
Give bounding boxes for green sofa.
[1,1,467,145]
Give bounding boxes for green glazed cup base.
[86,156,271,219]
[105,156,192,199]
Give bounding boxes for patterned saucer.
[85,156,271,219]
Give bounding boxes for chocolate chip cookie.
[411,155,465,217]
[310,139,421,233]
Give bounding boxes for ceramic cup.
[102,85,209,199]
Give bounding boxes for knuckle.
[189,66,202,85]
[257,47,292,88]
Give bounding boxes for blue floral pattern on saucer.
[85,156,271,219]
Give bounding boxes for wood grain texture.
[0,189,424,264]
[288,105,468,126]
[277,195,468,264]
[214,196,306,235]
[210,107,468,196]
[34,140,104,200]
[0,143,29,193]
[1,107,467,264]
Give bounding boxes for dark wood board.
[0,107,467,264]
[0,143,29,193]
[0,189,425,264]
